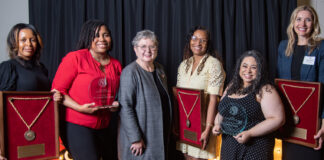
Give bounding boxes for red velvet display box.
[0,91,59,160]
[173,87,208,148]
[275,79,322,148]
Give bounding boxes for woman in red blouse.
[52,20,122,160]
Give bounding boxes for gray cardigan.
[118,61,172,160]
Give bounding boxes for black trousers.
[59,120,118,160]
[282,142,323,160]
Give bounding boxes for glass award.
[88,76,111,107]
[220,102,247,136]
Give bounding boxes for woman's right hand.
[130,139,145,156]
[77,103,99,114]
[212,124,222,135]
[0,150,7,160]
[213,113,223,135]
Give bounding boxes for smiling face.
[294,10,313,39]
[90,25,111,54]
[239,56,258,87]
[17,29,37,60]
[190,30,208,56]
[134,38,158,64]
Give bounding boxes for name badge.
[303,56,315,65]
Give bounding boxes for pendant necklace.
[178,91,199,128]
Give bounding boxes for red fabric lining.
[277,80,320,146]
[176,88,203,146]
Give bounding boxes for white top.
[176,54,225,159]
[177,54,225,95]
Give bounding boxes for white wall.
[0,0,29,63]
[298,0,324,38]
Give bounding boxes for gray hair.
[132,29,159,46]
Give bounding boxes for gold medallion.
[8,97,50,142]
[186,119,191,128]
[178,91,199,129]
[24,130,36,141]
[281,84,315,126]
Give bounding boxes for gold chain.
[178,91,199,119]
[281,84,315,114]
[8,97,51,130]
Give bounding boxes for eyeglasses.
[191,35,207,44]
[137,45,157,51]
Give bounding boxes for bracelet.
[206,122,214,127]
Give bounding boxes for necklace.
[281,84,315,125]
[178,91,199,128]
[186,54,209,75]
[98,65,107,87]
[8,97,50,141]
[91,53,108,87]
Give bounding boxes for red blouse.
[52,49,122,129]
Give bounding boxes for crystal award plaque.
[219,102,247,136]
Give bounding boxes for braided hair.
[76,20,111,51]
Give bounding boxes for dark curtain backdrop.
[29,0,296,87]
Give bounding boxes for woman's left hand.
[200,129,210,150]
[51,89,63,102]
[130,139,145,156]
[314,121,324,150]
[234,131,251,144]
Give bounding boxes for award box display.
[275,79,322,148]
[173,87,208,148]
[0,91,59,160]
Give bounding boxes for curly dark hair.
[7,23,43,62]
[226,50,271,97]
[183,26,217,60]
[183,26,221,75]
[76,19,112,51]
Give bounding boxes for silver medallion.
[186,119,191,128]
[24,130,36,141]
[293,115,300,125]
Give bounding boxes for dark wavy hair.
[226,50,271,97]
[183,26,221,75]
[7,23,43,62]
[76,19,111,51]
[183,26,217,60]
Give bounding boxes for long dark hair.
[226,50,271,97]
[76,20,111,51]
[7,23,43,63]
